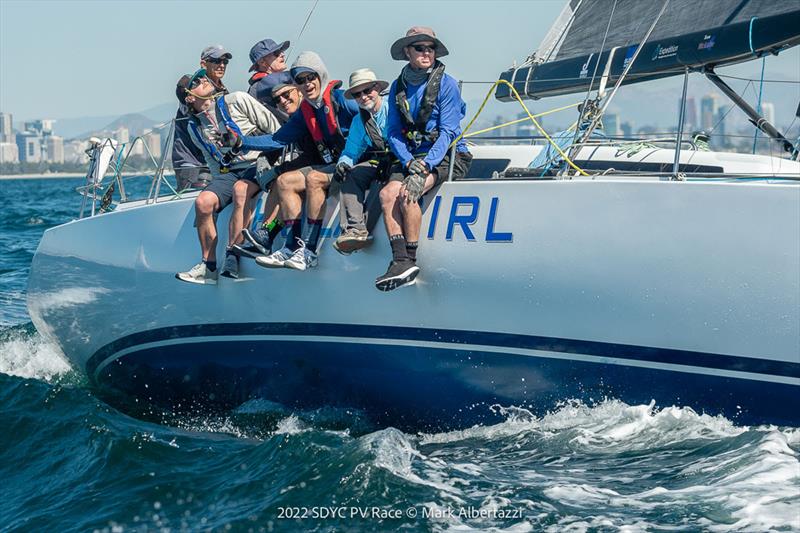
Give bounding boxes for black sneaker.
[220,252,240,279]
[242,228,271,255]
[375,260,420,292]
[232,242,264,259]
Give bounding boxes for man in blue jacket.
[231,52,359,271]
[377,27,472,291]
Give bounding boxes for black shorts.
[387,150,473,187]
[175,167,212,190]
[203,166,258,212]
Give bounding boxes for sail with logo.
[495,0,800,101]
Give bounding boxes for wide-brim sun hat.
[390,26,449,61]
[344,68,389,99]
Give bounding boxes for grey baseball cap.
[201,45,232,61]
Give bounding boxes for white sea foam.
[0,327,71,381]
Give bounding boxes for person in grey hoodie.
[249,51,359,272]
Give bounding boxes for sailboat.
[27,0,800,430]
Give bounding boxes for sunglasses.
[294,73,318,85]
[274,89,296,102]
[350,84,376,98]
[206,58,229,65]
[411,44,436,53]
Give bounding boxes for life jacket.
[299,80,346,164]
[188,95,243,173]
[359,108,386,152]
[248,72,268,86]
[394,61,446,148]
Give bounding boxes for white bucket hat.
[344,68,389,99]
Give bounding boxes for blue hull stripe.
[85,322,800,381]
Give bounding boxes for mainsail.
[496,0,800,101]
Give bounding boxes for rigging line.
[710,80,753,134]
[714,74,800,84]
[752,57,766,154]
[287,0,320,57]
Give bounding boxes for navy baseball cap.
[249,38,290,71]
[201,45,232,61]
[254,72,295,103]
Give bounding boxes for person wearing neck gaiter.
[375,27,473,291]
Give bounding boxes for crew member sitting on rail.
[172,45,232,191]
[246,38,291,121]
[332,68,392,255]
[175,70,281,284]
[227,52,359,271]
[377,26,472,291]
[235,72,309,258]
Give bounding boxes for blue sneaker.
[241,227,271,255]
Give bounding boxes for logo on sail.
[698,35,716,50]
[622,45,638,69]
[579,53,594,79]
[651,44,678,61]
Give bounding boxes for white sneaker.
[176,261,218,285]
[284,246,318,271]
[255,247,292,268]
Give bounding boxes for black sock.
[305,218,323,253]
[285,219,302,251]
[389,234,408,262]
[264,218,284,246]
[406,241,418,262]
[204,259,217,272]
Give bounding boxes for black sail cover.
[496,0,800,101]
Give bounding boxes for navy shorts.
[204,166,258,212]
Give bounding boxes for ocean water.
[1,177,798,532]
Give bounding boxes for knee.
[195,192,216,216]
[276,171,299,194]
[232,181,249,205]
[306,172,329,191]
[380,182,401,207]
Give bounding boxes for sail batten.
[497,0,800,101]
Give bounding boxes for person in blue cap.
[247,38,290,97]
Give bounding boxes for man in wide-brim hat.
[375,26,473,292]
[332,68,392,254]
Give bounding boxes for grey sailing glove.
[402,173,426,203]
[407,158,429,177]
[334,161,352,183]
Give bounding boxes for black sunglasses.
[206,58,229,65]
[294,73,318,85]
[350,84,376,98]
[411,44,436,53]
[274,90,296,101]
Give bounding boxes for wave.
[0,323,74,382]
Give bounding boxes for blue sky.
[1,0,798,131]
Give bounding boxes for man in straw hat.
[332,68,392,254]
[376,26,473,291]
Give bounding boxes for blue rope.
[749,17,765,154]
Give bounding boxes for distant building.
[715,106,729,147]
[0,142,19,164]
[604,113,621,137]
[46,135,65,163]
[620,121,633,138]
[23,119,56,136]
[114,127,130,144]
[64,139,90,164]
[700,94,719,131]
[16,132,42,163]
[0,112,14,144]
[144,131,162,159]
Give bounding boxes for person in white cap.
[332,68,391,254]
[375,26,472,292]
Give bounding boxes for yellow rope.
[452,79,588,176]
[463,102,581,138]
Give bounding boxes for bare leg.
[380,180,405,237]
[276,170,306,220]
[399,173,436,242]
[195,191,220,262]
[229,179,260,246]
[305,170,331,220]
[262,186,281,224]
